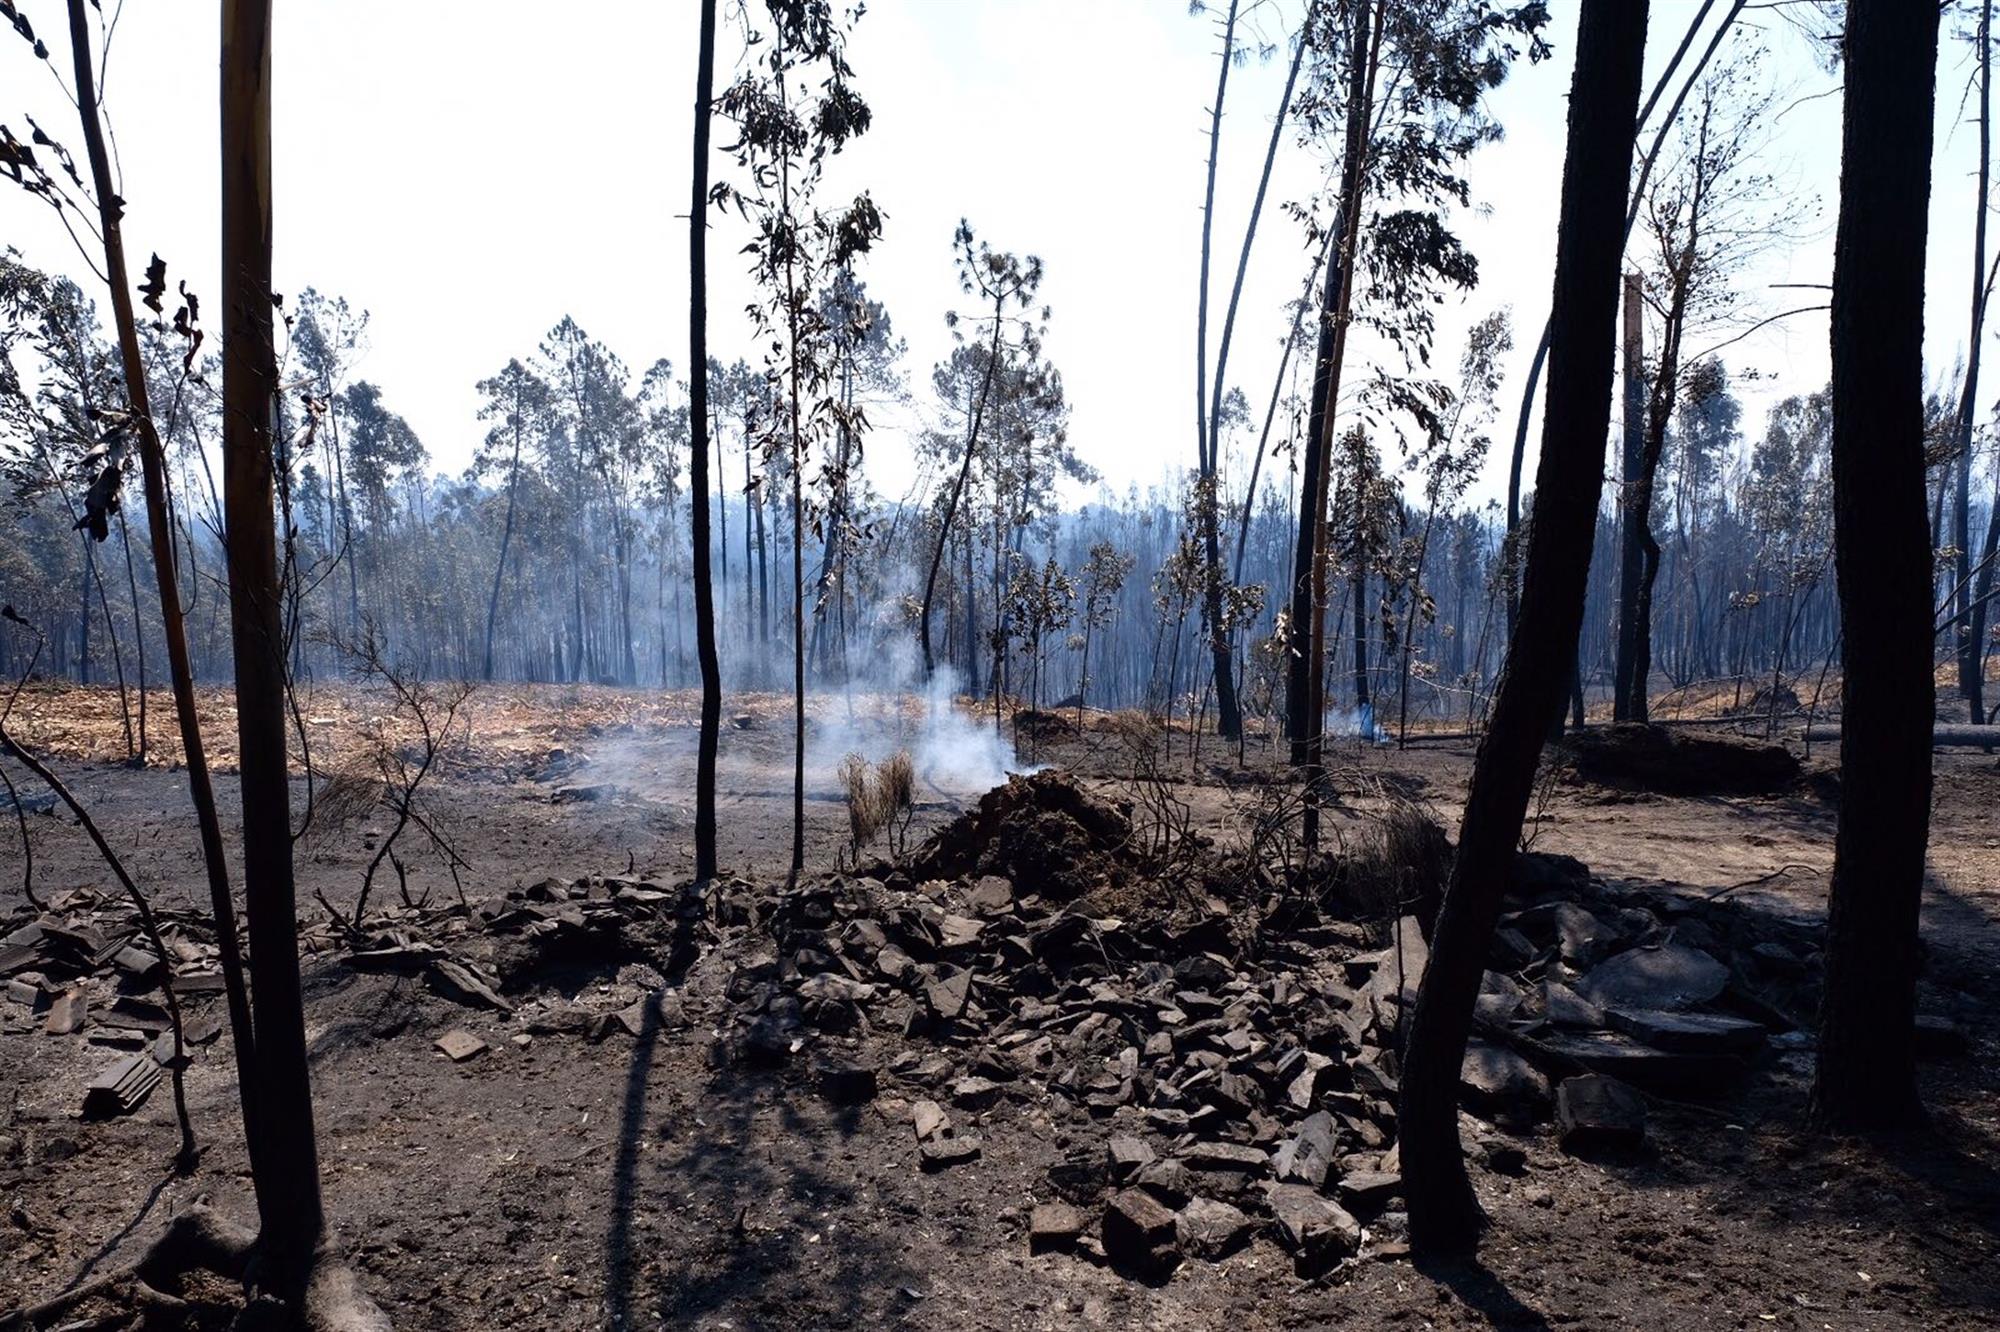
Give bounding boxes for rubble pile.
[0,888,228,1119]
[7,785,1972,1289]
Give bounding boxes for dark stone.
[1102,1189,1179,1275]
[1029,1201,1087,1253]
[1575,943,1729,1012]
[1177,1197,1253,1261]
[1264,1182,1360,1274]
[1184,1141,1270,1176]
[1914,1014,1970,1059]
[918,1133,982,1171]
[1555,903,1622,967]
[1541,980,1605,1029]
[1556,1074,1647,1154]
[1459,1041,1551,1120]
[1604,1007,1766,1055]
[1272,1111,1339,1189]
[1107,1134,1155,1181]
[1336,1169,1402,1214]
[1541,1030,1745,1097]
[818,1061,878,1106]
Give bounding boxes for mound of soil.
[905,769,1135,898]
[1559,724,1801,797]
[1011,708,1078,739]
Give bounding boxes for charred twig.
[0,761,43,910]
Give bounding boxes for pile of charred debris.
[1,768,1970,1285]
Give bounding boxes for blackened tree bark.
[690,0,722,883]
[222,11,388,1324]
[63,0,265,1190]
[1811,0,1940,1134]
[1397,0,1648,1255]
[1286,0,1376,771]
[1955,0,1992,725]
[1614,272,1645,720]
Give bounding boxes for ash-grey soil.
[3,691,1998,1330]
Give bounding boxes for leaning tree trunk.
[918,296,1006,680]
[1811,0,1940,1134]
[1397,0,1648,1256]
[689,0,723,883]
[63,0,267,1198]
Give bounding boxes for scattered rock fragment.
[1029,1201,1087,1254]
[1264,1182,1360,1274]
[1273,1111,1339,1189]
[818,1061,879,1106]
[43,990,86,1036]
[1459,1041,1551,1121]
[1604,1006,1765,1055]
[1556,1074,1648,1154]
[1101,1188,1179,1275]
[1176,1196,1253,1261]
[434,1028,489,1062]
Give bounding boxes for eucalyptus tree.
[638,357,688,680]
[690,0,722,881]
[474,357,552,680]
[1283,0,1549,810]
[811,270,904,677]
[1191,0,1299,741]
[1504,0,1751,630]
[292,288,369,634]
[221,0,390,1317]
[1394,309,1509,741]
[1398,0,1649,1255]
[536,314,629,681]
[1613,43,1802,721]
[716,0,882,881]
[1074,538,1136,723]
[1954,0,1995,723]
[917,221,1044,681]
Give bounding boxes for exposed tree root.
[2,1205,389,1332]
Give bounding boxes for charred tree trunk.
[1811,0,1940,1134]
[1957,0,1992,724]
[689,0,723,883]
[64,0,264,1194]
[1397,0,1648,1254]
[1286,0,1376,765]
[1613,272,1646,720]
[221,12,378,1319]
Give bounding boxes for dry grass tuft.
[840,750,916,861]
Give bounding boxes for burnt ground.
[2,684,1998,1330]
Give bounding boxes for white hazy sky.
[4,2,1989,510]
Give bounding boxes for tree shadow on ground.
[601,895,920,1330]
[1537,873,2000,1321]
[1414,1252,1553,1330]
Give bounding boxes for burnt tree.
[1396,0,1648,1254]
[1810,0,1940,1133]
